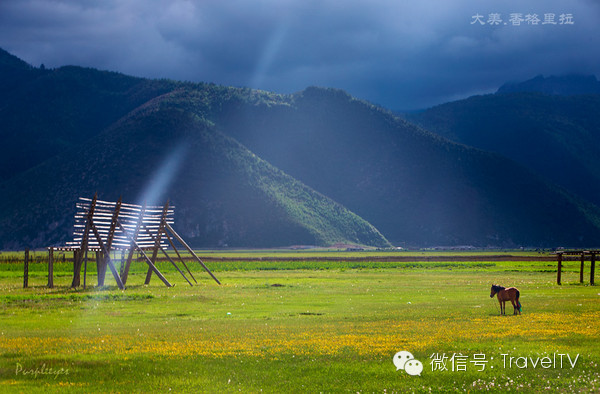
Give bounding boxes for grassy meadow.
[0,251,599,392]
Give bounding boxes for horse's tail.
[516,289,522,312]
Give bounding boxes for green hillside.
[201,87,600,247]
[0,102,389,249]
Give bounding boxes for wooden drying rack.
[48,194,220,289]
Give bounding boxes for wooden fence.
[555,250,597,285]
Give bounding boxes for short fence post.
[557,252,562,285]
[48,247,54,288]
[591,253,596,286]
[580,253,585,284]
[72,250,80,287]
[23,248,29,288]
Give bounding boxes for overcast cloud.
[0,0,598,110]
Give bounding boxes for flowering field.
[0,254,599,392]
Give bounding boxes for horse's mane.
[492,284,505,291]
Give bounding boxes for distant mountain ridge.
[497,74,600,95]
[408,89,600,210]
[0,61,179,181]
[1,49,600,248]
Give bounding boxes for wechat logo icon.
[393,350,423,376]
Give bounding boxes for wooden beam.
[165,222,220,285]
[145,201,169,285]
[557,252,562,285]
[591,253,596,286]
[83,248,88,289]
[72,250,80,287]
[141,224,193,286]
[78,197,175,213]
[96,251,106,286]
[121,203,146,285]
[105,197,122,251]
[97,197,122,287]
[71,194,97,288]
[89,222,124,290]
[23,248,29,288]
[580,253,585,284]
[119,250,125,277]
[47,247,54,289]
[163,228,197,284]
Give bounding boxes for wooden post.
[121,203,146,285]
[72,250,80,287]
[119,250,125,277]
[145,201,169,285]
[48,247,54,288]
[580,253,585,284]
[83,248,88,289]
[591,253,596,286]
[99,197,122,287]
[23,248,29,288]
[557,252,562,285]
[72,194,97,288]
[96,251,106,286]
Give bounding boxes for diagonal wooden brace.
[121,203,146,285]
[141,224,193,286]
[89,222,125,289]
[163,228,197,284]
[71,194,97,288]
[165,222,220,285]
[145,201,170,285]
[117,219,172,287]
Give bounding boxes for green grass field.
[0,252,598,392]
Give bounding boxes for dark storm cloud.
[1,0,599,110]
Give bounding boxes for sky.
[0,0,599,110]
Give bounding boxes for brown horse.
[490,284,522,315]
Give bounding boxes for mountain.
[0,51,179,182]
[0,99,389,249]
[0,48,39,100]
[195,87,600,247]
[407,90,600,208]
[497,74,600,95]
[1,48,600,248]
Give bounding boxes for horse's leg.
[511,299,517,315]
[498,299,503,315]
